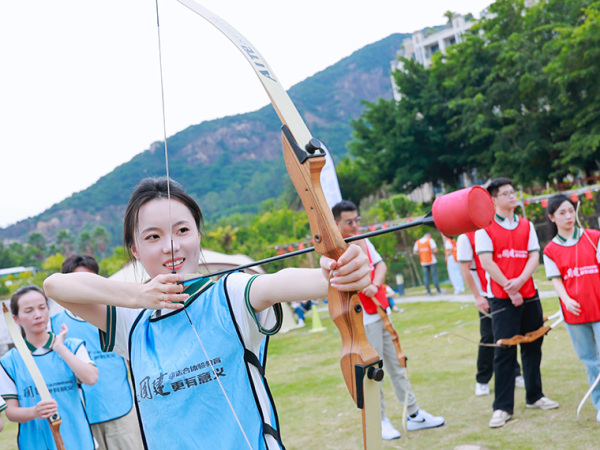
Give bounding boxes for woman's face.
[131,198,201,278]
[14,290,49,336]
[550,200,576,232]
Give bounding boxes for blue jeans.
[565,321,600,410]
[422,263,440,294]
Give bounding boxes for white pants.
[365,318,419,417]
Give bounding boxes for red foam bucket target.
[432,186,494,236]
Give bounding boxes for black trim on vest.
[263,423,282,443]
[223,273,286,449]
[244,349,265,377]
[128,310,150,450]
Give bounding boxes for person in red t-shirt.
[543,193,600,422]
[475,178,558,428]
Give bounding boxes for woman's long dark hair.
[547,193,576,237]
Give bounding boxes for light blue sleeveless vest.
[51,311,133,424]
[128,276,284,449]
[0,339,94,450]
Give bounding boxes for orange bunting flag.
[541,198,548,208]
[571,193,579,203]
[277,248,285,255]
[585,191,594,200]
[287,245,294,253]
[298,242,305,250]
[369,224,376,231]
[524,200,529,206]
[382,222,389,229]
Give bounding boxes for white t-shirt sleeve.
[366,239,383,265]
[110,306,144,360]
[475,229,493,254]
[456,234,473,262]
[430,239,438,250]
[74,342,94,365]
[0,362,17,398]
[543,253,561,279]
[225,273,278,350]
[528,222,540,252]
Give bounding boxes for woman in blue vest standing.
[44,176,370,450]
[0,285,98,449]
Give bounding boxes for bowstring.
[153,0,176,272]
[152,2,251,447]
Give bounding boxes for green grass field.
[1,268,598,449]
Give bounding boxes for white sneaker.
[406,409,445,431]
[297,318,305,327]
[515,375,525,388]
[489,409,511,428]
[381,417,401,440]
[526,396,559,410]
[475,382,490,396]
[596,410,600,422]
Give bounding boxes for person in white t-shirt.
[333,200,445,441]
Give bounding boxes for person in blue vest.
[0,396,6,432]
[51,255,144,449]
[0,285,98,449]
[43,176,371,450]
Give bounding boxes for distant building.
[0,266,36,280]
[389,14,476,202]
[391,14,474,101]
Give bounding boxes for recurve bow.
[2,302,66,450]
[174,1,384,447]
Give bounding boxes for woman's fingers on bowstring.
[145,274,188,309]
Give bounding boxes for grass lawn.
[1,268,598,449]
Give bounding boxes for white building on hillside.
[391,14,474,101]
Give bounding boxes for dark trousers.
[489,293,544,414]
[477,310,522,384]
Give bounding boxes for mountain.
[0,32,409,247]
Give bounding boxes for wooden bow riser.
[50,419,66,450]
[281,128,381,406]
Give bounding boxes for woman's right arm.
[44,272,187,331]
[5,398,58,423]
[551,277,581,316]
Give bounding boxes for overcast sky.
[0,0,492,228]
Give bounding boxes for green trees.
[347,0,600,193]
